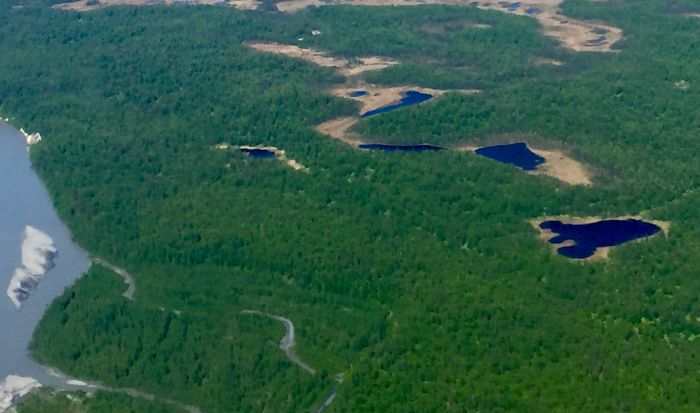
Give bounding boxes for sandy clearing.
[332,83,478,115]
[275,0,623,53]
[245,42,397,76]
[531,215,670,261]
[530,148,592,186]
[53,0,259,12]
[456,144,592,186]
[238,145,309,171]
[533,57,564,66]
[315,117,363,146]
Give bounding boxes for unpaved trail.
[91,258,135,300]
[240,310,316,374]
[34,367,203,413]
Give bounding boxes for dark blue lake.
[359,143,443,152]
[360,90,433,118]
[540,219,661,259]
[349,90,368,97]
[241,148,276,158]
[475,142,545,171]
[506,2,520,11]
[525,6,542,14]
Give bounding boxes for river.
[0,121,91,393]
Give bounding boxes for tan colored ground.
[531,215,670,261]
[455,144,592,186]
[332,83,477,115]
[53,0,259,12]
[215,144,309,171]
[530,148,591,186]
[315,117,362,146]
[246,42,397,76]
[275,0,622,52]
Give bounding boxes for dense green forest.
[17,388,189,413]
[0,0,699,411]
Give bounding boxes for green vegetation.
[0,0,699,411]
[18,388,188,413]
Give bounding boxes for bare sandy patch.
[530,148,592,186]
[332,83,478,115]
[531,215,670,261]
[675,80,690,91]
[533,57,564,66]
[274,0,623,53]
[53,0,259,12]
[315,117,362,146]
[239,145,309,171]
[456,143,592,186]
[245,42,397,76]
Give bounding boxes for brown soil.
[245,42,397,76]
[274,0,623,53]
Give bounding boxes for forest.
[0,0,699,411]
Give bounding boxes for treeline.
[0,0,699,411]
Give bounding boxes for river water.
[0,121,90,388]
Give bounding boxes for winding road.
[240,310,316,374]
[91,257,136,300]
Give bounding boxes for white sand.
[0,375,41,412]
[6,226,57,309]
[18,129,41,145]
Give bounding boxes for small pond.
[348,90,368,97]
[540,219,661,259]
[241,148,276,158]
[525,6,542,14]
[475,142,545,171]
[359,143,443,152]
[360,90,433,118]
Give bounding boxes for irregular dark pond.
[348,90,368,97]
[359,143,443,152]
[360,90,433,118]
[241,148,276,158]
[526,6,542,14]
[475,142,545,171]
[506,2,520,11]
[540,219,661,259]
